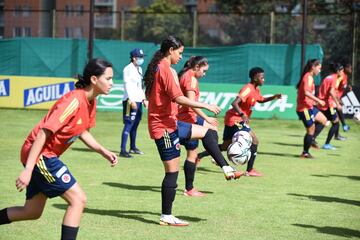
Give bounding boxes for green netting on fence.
[0,38,323,85]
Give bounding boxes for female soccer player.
[0,58,118,240]
[296,59,329,158]
[198,67,282,177]
[177,56,218,197]
[314,63,344,150]
[144,36,242,226]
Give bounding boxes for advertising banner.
[0,75,75,109]
[97,82,299,119]
[0,76,305,120]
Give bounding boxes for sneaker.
[245,169,263,177]
[222,166,243,180]
[119,151,133,158]
[129,148,144,155]
[343,124,350,132]
[335,135,347,141]
[183,188,205,197]
[322,144,336,150]
[300,152,314,159]
[311,140,320,149]
[159,214,189,227]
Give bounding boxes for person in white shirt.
[120,48,148,158]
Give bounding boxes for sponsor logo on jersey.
[0,79,10,97]
[341,91,360,115]
[24,82,74,107]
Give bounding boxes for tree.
[124,0,192,45]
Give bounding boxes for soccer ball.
[232,130,252,148]
[227,141,251,165]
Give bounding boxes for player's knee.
[204,129,218,142]
[70,192,87,209]
[162,172,178,189]
[26,207,44,220]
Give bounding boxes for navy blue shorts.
[223,122,251,141]
[155,130,181,161]
[297,107,319,128]
[178,117,205,150]
[26,156,76,200]
[122,100,142,123]
[321,107,337,122]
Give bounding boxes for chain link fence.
[2,9,359,85]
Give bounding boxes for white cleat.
[159,214,189,227]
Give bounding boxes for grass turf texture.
[0,108,359,240]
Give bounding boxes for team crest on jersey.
[61,174,71,183]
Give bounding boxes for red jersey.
[317,73,341,110]
[177,70,199,123]
[147,59,183,139]
[296,72,315,111]
[21,89,96,164]
[338,72,348,97]
[224,83,264,126]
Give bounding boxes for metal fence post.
[270,11,275,44]
[192,9,198,47]
[52,9,56,38]
[120,10,125,41]
[352,11,357,86]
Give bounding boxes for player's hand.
[206,117,219,127]
[16,168,32,192]
[102,150,118,167]
[242,115,249,124]
[207,104,221,115]
[337,104,343,111]
[318,99,326,107]
[274,94,282,99]
[130,102,138,110]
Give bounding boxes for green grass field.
[0,108,359,240]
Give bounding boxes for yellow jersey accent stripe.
[59,98,79,123]
[304,109,310,121]
[37,157,56,183]
[240,87,250,98]
[307,75,313,87]
[164,131,171,149]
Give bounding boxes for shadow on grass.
[258,151,300,158]
[288,193,360,207]
[102,182,214,195]
[311,174,360,181]
[287,134,303,138]
[196,166,221,174]
[273,142,302,147]
[53,204,206,225]
[103,182,161,193]
[71,147,119,153]
[293,224,360,238]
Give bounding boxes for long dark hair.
[144,36,184,98]
[75,58,113,89]
[329,62,343,73]
[178,56,208,79]
[296,59,321,89]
